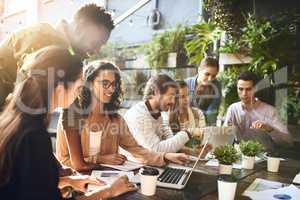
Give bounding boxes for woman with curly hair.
[56,61,190,172]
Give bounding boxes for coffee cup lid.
[140,167,159,176]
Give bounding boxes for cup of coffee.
[217,175,237,200]
[139,167,159,196]
[267,157,281,172]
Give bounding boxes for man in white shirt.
[224,71,293,150]
[124,74,206,154]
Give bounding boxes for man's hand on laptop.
[196,144,213,158]
[164,153,190,165]
[188,128,204,139]
[99,154,127,165]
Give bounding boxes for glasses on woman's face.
[96,79,118,89]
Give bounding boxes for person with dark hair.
[185,56,221,125]
[165,80,209,155]
[224,71,293,151]
[56,62,190,172]
[0,3,114,109]
[0,46,137,200]
[124,74,211,156]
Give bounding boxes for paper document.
[88,170,140,191]
[245,185,300,200]
[293,172,300,184]
[101,160,144,171]
[243,178,288,195]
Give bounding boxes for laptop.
[156,137,211,190]
[201,126,236,149]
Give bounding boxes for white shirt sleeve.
[224,105,234,126]
[124,106,189,153]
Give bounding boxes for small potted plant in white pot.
[214,144,240,175]
[240,140,264,170]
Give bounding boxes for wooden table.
[111,159,300,200]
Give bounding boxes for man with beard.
[124,74,210,155]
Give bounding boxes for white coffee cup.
[267,157,280,172]
[218,175,237,200]
[139,167,159,196]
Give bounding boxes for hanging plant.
[184,20,222,65]
[204,0,249,40]
[141,25,188,68]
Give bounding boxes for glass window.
[4,0,27,15]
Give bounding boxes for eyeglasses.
[96,79,118,89]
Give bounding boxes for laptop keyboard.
[158,167,187,184]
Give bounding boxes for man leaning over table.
[223,71,293,151]
[124,74,211,156]
[0,4,113,109]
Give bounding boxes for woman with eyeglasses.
[56,60,190,172]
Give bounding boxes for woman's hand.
[194,144,213,158]
[164,153,190,165]
[109,176,138,197]
[98,154,127,165]
[60,175,106,193]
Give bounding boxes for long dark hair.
[169,80,188,133]
[0,46,82,186]
[73,60,123,119]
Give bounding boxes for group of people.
[0,3,293,200]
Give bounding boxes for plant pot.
[242,155,255,169]
[219,53,252,65]
[219,164,233,175]
[218,175,237,200]
[267,157,281,173]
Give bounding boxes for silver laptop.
[156,138,210,190]
[201,126,236,149]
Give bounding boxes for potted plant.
[142,25,188,68]
[240,140,264,169]
[213,144,240,174]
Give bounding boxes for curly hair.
[73,60,123,119]
[75,3,114,31]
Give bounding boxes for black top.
[0,115,71,200]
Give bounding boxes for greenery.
[213,144,240,165]
[134,71,148,96]
[217,12,300,117]
[204,0,249,40]
[280,91,300,125]
[184,20,222,65]
[220,13,299,76]
[240,140,265,157]
[217,66,241,117]
[141,25,188,68]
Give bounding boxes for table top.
[110,159,300,200]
